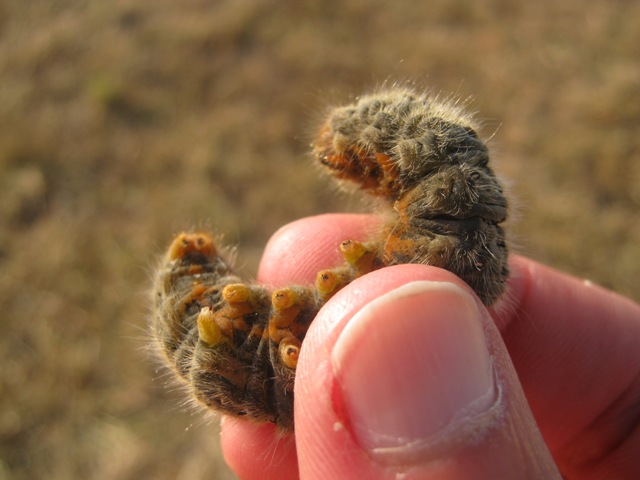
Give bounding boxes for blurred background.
[1,1,638,478]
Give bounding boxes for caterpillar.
[151,87,509,433]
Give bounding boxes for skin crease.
[221,214,640,480]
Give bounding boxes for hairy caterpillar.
[151,88,509,432]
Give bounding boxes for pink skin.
[221,214,640,479]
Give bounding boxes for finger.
[295,265,561,479]
[220,418,298,480]
[496,255,640,478]
[257,213,379,286]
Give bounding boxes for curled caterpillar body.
[151,88,509,432]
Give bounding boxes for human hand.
[221,214,640,480]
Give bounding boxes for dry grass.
[0,0,638,478]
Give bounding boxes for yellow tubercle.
[272,288,297,311]
[279,336,301,369]
[340,239,368,265]
[340,240,375,277]
[315,269,350,302]
[270,288,302,329]
[196,307,226,347]
[222,283,251,304]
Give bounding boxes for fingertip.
[257,214,378,286]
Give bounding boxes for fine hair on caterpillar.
[151,87,509,432]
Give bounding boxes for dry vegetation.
[0,0,638,478]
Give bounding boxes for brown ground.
[1,1,638,479]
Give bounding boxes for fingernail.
[331,281,497,463]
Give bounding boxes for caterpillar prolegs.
[151,88,509,432]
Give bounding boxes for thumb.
[295,265,561,479]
